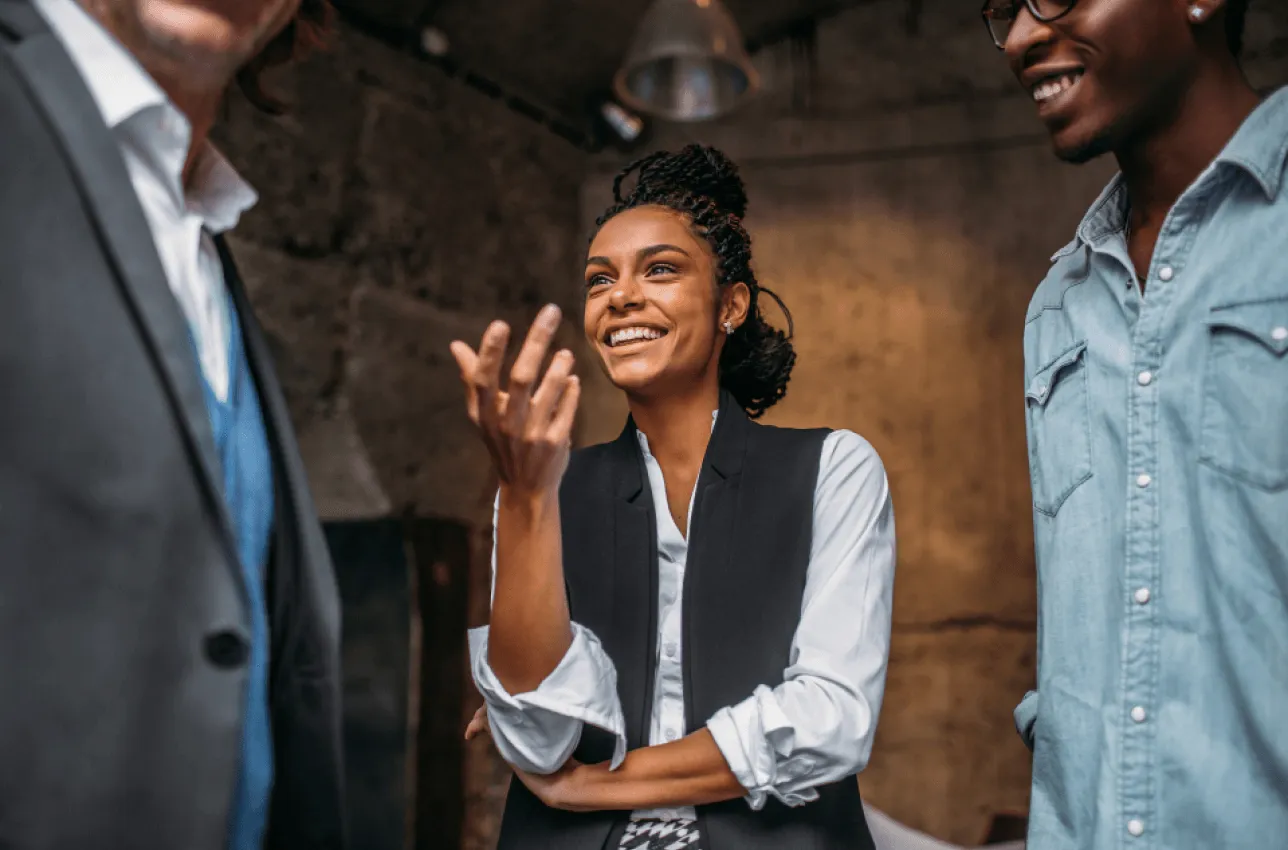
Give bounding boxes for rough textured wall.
[210,21,587,850]
[578,0,1288,844]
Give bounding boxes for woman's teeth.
[1033,72,1083,103]
[609,327,665,347]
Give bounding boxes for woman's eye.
[646,262,678,277]
[586,273,612,288]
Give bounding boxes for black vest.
[497,392,876,850]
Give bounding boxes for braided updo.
[594,145,795,419]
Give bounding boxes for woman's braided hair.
[594,145,795,419]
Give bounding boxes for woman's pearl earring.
[1191,6,1204,19]
[722,321,734,335]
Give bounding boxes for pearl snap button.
[1135,587,1151,605]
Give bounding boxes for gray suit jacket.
[0,2,347,847]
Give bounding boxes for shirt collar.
[636,410,720,457]
[33,0,167,129]
[1056,84,1288,262]
[187,143,259,235]
[1213,84,1288,200]
[33,0,257,234]
[1057,173,1128,261]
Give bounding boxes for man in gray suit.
[0,1,346,848]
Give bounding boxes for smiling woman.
[453,145,896,850]
[585,147,795,419]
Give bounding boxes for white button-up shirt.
[469,413,897,820]
[33,0,257,401]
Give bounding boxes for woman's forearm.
[487,487,574,695]
[574,729,745,811]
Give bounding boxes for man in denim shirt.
[981,0,1287,847]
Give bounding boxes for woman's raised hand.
[450,304,581,499]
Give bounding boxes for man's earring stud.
[1191,6,1204,19]
[722,321,734,335]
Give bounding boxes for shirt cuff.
[468,623,627,773]
[707,686,822,810]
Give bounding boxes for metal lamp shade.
[614,0,760,122]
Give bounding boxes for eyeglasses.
[981,0,1079,50]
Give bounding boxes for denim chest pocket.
[1199,296,1288,491]
[1026,340,1093,516]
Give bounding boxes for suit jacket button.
[204,631,249,669]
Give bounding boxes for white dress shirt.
[469,413,897,820]
[33,0,258,401]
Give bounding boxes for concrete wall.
[210,23,589,850]
[578,0,1288,843]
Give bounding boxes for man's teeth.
[1033,73,1082,103]
[609,327,664,347]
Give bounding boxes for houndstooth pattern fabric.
[617,818,700,849]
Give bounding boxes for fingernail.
[540,304,562,328]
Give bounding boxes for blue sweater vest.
[194,296,275,850]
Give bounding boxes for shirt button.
[1127,819,1145,837]
[1273,326,1288,342]
[1136,473,1152,488]
[662,591,676,606]
[664,642,678,659]
[1137,370,1153,386]
[665,728,679,742]
[1158,266,1174,282]
[1134,587,1152,605]
[1131,706,1147,723]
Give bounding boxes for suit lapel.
[1,1,231,543]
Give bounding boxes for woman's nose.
[609,277,644,311]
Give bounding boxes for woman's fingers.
[453,306,574,492]
[473,321,511,433]
[548,375,581,445]
[449,341,482,423]
[503,305,562,436]
[527,350,575,436]
[464,705,490,741]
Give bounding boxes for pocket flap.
[1208,297,1288,356]
[1026,340,1088,406]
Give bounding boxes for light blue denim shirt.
[1017,85,1288,850]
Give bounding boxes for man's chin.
[1048,120,1115,165]
[137,4,267,79]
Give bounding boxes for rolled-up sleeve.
[467,492,627,775]
[1014,689,1039,751]
[706,430,896,809]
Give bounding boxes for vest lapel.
[0,1,237,561]
[607,420,659,751]
[682,391,750,730]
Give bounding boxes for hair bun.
[623,144,749,219]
